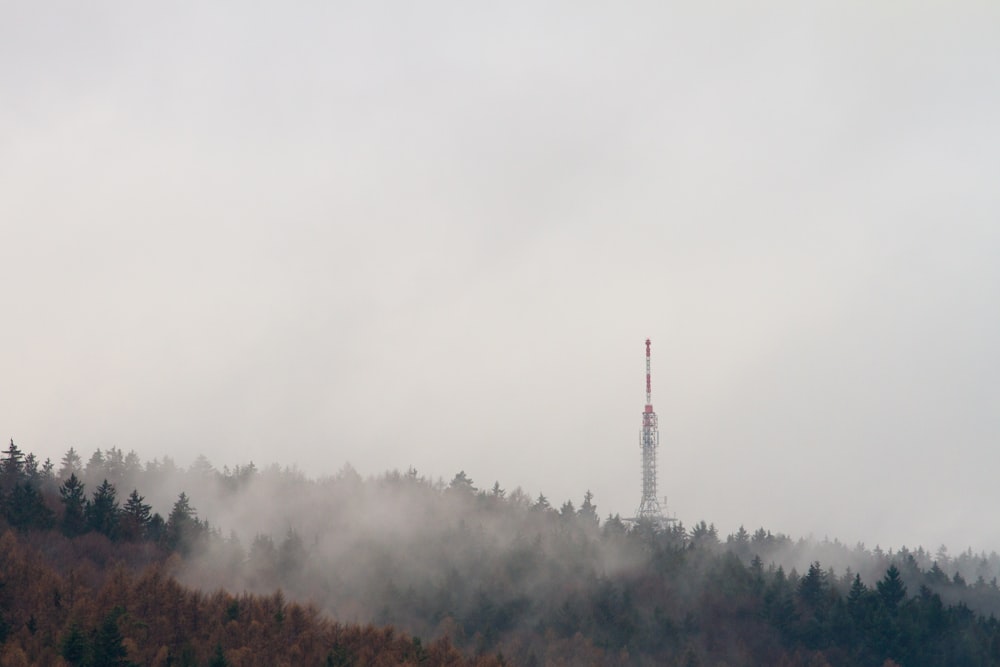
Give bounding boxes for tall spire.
[645,338,653,410]
[635,338,663,521]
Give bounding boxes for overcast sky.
[2,1,999,553]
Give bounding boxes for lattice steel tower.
[635,338,664,521]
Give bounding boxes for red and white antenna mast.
[635,338,665,521]
[645,338,653,411]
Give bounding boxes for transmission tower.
[635,338,665,522]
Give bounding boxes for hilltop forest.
[3,439,1000,666]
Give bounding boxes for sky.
[2,1,999,553]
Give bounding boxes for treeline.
[0,440,501,665]
[0,439,206,554]
[0,529,493,666]
[7,438,1000,665]
[178,467,1000,666]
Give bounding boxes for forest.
[3,438,1000,666]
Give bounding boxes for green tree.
[23,452,39,482]
[91,607,129,667]
[86,479,121,539]
[120,489,152,541]
[1,439,25,492]
[847,573,869,617]
[60,474,88,537]
[40,457,55,488]
[165,492,203,553]
[1,438,24,474]
[798,561,828,609]
[796,561,830,650]
[877,565,907,612]
[6,480,54,530]
[60,622,90,665]
[208,643,229,667]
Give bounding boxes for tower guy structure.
[635,338,664,521]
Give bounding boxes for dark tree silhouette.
[60,474,88,537]
[86,479,121,540]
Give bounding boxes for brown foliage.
[0,530,495,666]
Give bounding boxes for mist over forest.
[3,0,998,664]
[5,439,1000,665]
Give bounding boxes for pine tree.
[532,494,550,512]
[799,562,828,609]
[60,622,90,666]
[165,492,203,553]
[847,573,868,611]
[120,490,152,541]
[84,449,106,486]
[91,607,129,667]
[1,439,25,492]
[86,479,121,540]
[578,490,599,525]
[40,457,55,484]
[559,499,576,521]
[59,447,83,480]
[208,643,229,667]
[6,481,54,530]
[23,452,39,482]
[59,474,88,537]
[1,439,24,474]
[877,565,907,612]
[278,528,306,577]
[448,470,476,494]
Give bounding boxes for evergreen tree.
[877,565,907,612]
[603,513,626,537]
[59,474,88,537]
[532,494,550,512]
[765,566,798,639]
[847,574,868,613]
[1,439,25,492]
[578,490,598,525]
[449,470,476,494]
[690,520,720,548]
[103,447,126,485]
[165,492,203,553]
[40,457,55,485]
[59,447,83,479]
[146,512,166,544]
[798,561,828,609]
[122,450,142,482]
[278,528,306,577]
[86,479,121,540]
[1,438,24,474]
[60,622,90,666]
[5,480,54,530]
[208,643,229,667]
[120,490,152,541]
[23,452,39,482]
[248,533,278,586]
[91,607,129,667]
[84,449,106,486]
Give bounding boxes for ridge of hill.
[4,439,1000,665]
